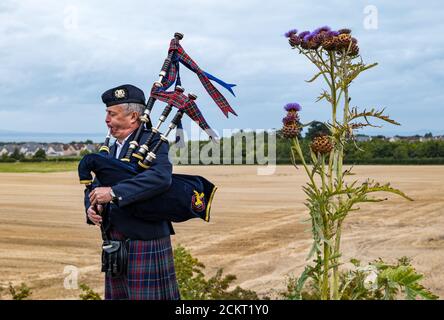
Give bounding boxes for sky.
[0,0,443,141]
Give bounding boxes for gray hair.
[122,103,145,116]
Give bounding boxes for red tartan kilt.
[105,229,180,300]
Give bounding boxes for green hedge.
[344,157,444,165]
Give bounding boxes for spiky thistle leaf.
[349,107,401,126]
[306,70,329,83]
[378,266,438,300]
[316,90,333,104]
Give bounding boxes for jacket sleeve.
[84,178,102,225]
[110,134,172,207]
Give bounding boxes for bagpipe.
[78,32,237,223]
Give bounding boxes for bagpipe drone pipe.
[78,32,237,223]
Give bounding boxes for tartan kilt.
[105,229,180,300]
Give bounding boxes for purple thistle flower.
[284,103,302,112]
[298,31,310,39]
[303,33,314,42]
[327,31,340,37]
[288,34,301,47]
[282,114,298,125]
[312,26,331,36]
[285,29,298,38]
[299,31,310,39]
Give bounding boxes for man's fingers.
[87,190,106,224]
[90,194,98,205]
[88,212,102,226]
[95,195,105,204]
[87,206,102,223]
[94,217,103,224]
[90,193,103,205]
[89,192,96,204]
[89,187,112,205]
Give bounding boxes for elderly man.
[85,84,180,300]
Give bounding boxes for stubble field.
[0,165,443,299]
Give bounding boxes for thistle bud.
[337,28,352,35]
[289,35,301,47]
[348,43,360,56]
[310,135,334,154]
[336,33,352,50]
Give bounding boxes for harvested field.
[0,165,443,299]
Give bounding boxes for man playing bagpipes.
[81,33,237,300]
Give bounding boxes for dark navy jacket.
[84,127,175,240]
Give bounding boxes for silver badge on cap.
[114,89,126,99]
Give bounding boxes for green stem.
[331,53,350,300]
[329,52,337,126]
[321,241,331,300]
[320,154,327,194]
[332,219,343,300]
[328,150,334,191]
[320,152,331,300]
[329,51,344,301]
[292,138,321,195]
[337,77,350,192]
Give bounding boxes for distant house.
[22,143,45,157]
[1,145,17,156]
[389,135,422,143]
[72,143,85,151]
[427,135,444,141]
[82,144,98,153]
[0,146,8,156]
[355,135,372,142]
[63,144,79,156]
[0,142,102,157]
[46,144,64,157]
[372,135,388,141]
[405,135,422,142]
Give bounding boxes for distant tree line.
[343,139,444,164]
[1,125,444,164]
[275,137,444,165]
[276,123,444,165]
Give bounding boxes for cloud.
[0,0,442,137]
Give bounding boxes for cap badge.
[114,88,126,99]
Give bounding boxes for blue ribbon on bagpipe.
[161,55,236,98]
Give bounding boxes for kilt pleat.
[104,229,180,300]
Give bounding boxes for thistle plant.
[282,26,436,300]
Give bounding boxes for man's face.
[105,104,137,139]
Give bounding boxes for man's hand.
[87,205,103,226]
[89,187,113,205]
